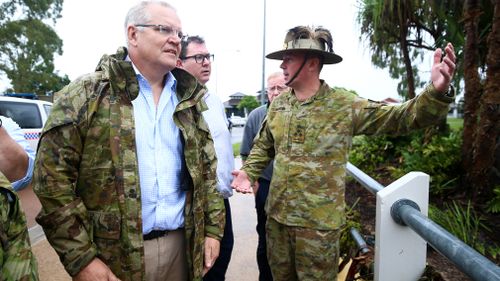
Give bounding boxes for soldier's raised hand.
[431,43,456,93]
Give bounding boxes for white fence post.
[374,172,429,281]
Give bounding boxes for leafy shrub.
[486,185,500,214]
[391,130,462,195]
[349,135,395,174]
[349,129,462,195]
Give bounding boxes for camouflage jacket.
[242,81,453,230]
[33,47,224,280]
[0,173,39,281]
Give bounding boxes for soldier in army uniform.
[33,1,224,281]
[0,118,39,281]
[0,173,39,281]
[231,25,456,280]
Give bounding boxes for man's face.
[179,42,212,85]
[129,4,183,74]
[266,74,288,102]
[280,52,306,87]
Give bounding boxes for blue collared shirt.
[202,91,234,199]
[131,65,185,235]
[0,116,35,191]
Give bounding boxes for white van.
[0,96,52,150]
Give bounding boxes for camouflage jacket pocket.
[88,211,121,240]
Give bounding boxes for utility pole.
[260,0,267,105]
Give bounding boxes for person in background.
[232,25,456,280]
[0,115,35,191]
[239,71,288,281]
[177,35,235,281]
[0,117,39,280]
[33,1,224,281]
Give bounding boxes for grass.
[447,117,463,131]
[233,142,241,157]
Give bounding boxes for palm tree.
[466,0,500,199]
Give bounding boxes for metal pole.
[346,162,384,194]
[392,201,500,281]
[349,228,370,255]
[260,0,267,105]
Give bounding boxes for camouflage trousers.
[0,189,39,281]
[266,217,340,281]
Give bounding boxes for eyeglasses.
[266,85,288,93]
[135,24,186,40]
[181,54,214,64]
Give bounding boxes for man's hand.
[252,180,260,195]
[202,237,220,276]
[73,258,121,281]
[231,170,252,194]
[431,43,456,93]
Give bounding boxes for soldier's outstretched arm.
[231,170,252,194]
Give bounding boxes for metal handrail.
[392,203,500,281]
[346,161,500,281]
[346,162,384,194]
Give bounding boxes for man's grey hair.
[124,1,176,44]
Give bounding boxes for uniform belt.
[143,229,170,241]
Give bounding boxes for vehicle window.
[43,104,52,116]
[0,101,42,129]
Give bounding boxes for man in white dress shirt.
[178,35,235,281]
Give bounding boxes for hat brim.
[266,49,343,64]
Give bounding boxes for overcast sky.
[51,0,436,102]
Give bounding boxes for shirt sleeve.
[0,116,36,191]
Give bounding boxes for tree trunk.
[462,0,483,194]
[399,5,415,100]
[470,0,500,199]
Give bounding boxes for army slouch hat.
[266,25,343,64]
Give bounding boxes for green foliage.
[446,117,463,131]
[237,96,260,112]
[0,0,64,24]
[356,0,467,99]
[429,201,490,255]
[349,135,395,174]
[232,142,241,157]
[349,129,462,194]
[339,198,362,261]
[486,186,500,214]
[390,130,462,195]
[0,0,67,95]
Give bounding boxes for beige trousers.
[144,229,188,281]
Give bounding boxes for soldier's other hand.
[202,237,220,276]
[252,180,260,195]
[431,42,456,93]
[73,258,121,281]
[231,170,252,194]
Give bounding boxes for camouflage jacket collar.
[95,47,207,110]
[288,80,332,105]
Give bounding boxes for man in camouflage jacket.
[34,45,224,281]
[0,173,39,281]
[232,25,456,280]
[33,4,224,279]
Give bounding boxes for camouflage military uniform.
[0,173,39,281]
[242,81,454,280]
[33,47,224,281]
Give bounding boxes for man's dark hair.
[180,35,205,59]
